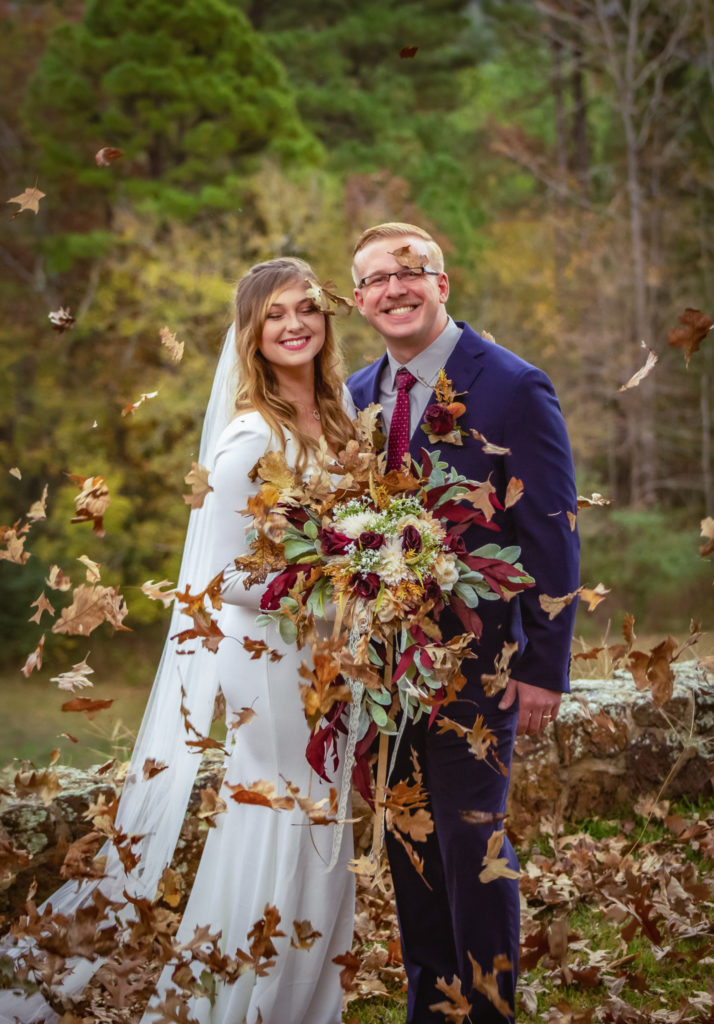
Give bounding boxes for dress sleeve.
[205,415,277,610]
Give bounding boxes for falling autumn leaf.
[0,523,30,565]
[159,325,184,362]
[389,244,427,269]
[504,477,524,509]
[699,516,714,557]
[226,779,295,811]
[52,583,130,636]
[228,706,257,732]
[142,758,168,780]
[580,582,610,611]
[51,654,94,692]
[539,589,580,619]
[7,185,45,216]
[468,952,514,1017]
[305,278,355,316]
[577,493,612,508]
[198,785,227,827]
[9,467,21,480]
[61,696,114,718]
[48,307,75,332]
[479,828,521,883]
[141,578,177,607]
[667,307,713,366]
[21,634,45,678]
[77,554,101,583]
[95,146,123,166]
[242,635,284,662]
[399,45,419,58]
[29,590,55,624]
[68,473,110,536]
[290,919,322,950]
[121,390,159,417]
[470,430,511,456]
[618,344,658,391]
[429,975,472,1022]
[46,564,72,590]
[26,484,48,522]
[183,462,213,509]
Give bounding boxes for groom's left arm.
[496,366,580,729]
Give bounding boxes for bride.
[2,257,358,1024]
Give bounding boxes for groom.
[347,223,580,1022]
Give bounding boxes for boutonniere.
[420,369,467,446]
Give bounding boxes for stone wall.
[508,665,714,831]
[1,666,712,923]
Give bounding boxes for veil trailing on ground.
[1,325,239,1016]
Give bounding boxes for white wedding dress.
[142,412,355,1024]
[0,409,355,1024]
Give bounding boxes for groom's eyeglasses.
[357,268,440,290]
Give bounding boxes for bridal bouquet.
[234,406,533,785]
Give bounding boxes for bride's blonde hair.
[233,257,354,470]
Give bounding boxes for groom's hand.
[498,677,561,735]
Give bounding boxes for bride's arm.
[206,414,278,610]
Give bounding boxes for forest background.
[1,0,712,766]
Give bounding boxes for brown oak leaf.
[290,919,322,950]
[667,307,713,366]
[389,244,427,269]
[29,591,55,624]
[61,696,114,718]
[52,583,129,636]
[429,975,472,1022]
[68,474,110,536]
[183,462,213,509]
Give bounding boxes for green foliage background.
[0,0,712,757]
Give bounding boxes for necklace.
[290,398,321,421]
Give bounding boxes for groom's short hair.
[351,222,445,283]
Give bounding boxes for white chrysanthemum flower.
[339,509,379,538]
[379,535,411,585]
[433,551,459,590]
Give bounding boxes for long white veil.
[1,325,238,1018]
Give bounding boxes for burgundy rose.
[422,575,441,602]
[351,572,381,600]
[260,565,302,611]
[424,403,455,435]
[318,527,353,555]
[359,530,385,550]
[401,524,423,553]
[443,533,467,557]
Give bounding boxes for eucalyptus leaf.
[278,616,298,645]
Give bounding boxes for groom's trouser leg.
[385,695,519,1023]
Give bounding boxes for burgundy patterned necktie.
[387,367,417,471]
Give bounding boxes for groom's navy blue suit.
[348,322,579,1022]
